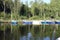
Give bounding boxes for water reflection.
[52,30,56,40]
[20,36,26,40]
[20,32,33,40]
[20,32,51,40]
[0,25,60,40]
[56,37,60,40]
[43,36,50,40]
[27,32,32,40]
[0,30,4,40]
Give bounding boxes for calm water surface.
[0,25,60,40]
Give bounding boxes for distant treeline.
[0,0,60,20]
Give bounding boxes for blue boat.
[23,21,32,25]
[55,22,60,24]
[11,20,18,25]
[41,22,55,24]
[46,22,55,24]
[41,22,47,24]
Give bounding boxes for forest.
[0,0,60,20]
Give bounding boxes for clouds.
[42,0,50,4]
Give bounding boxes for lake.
[0,24,60,40]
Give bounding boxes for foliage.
[0,0,60,20]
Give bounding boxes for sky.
[20,0,50,4]
[42,0,50,3]
[20,0,50,7]
[12,0,50,7]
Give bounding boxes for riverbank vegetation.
[0,0,60,20]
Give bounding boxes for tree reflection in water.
[0,25,60,40]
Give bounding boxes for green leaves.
[0,0,60,20]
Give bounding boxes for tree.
[5,1,11,14]
[34,7,40,15]
[0,0,4,12]
[19,4,26,16]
